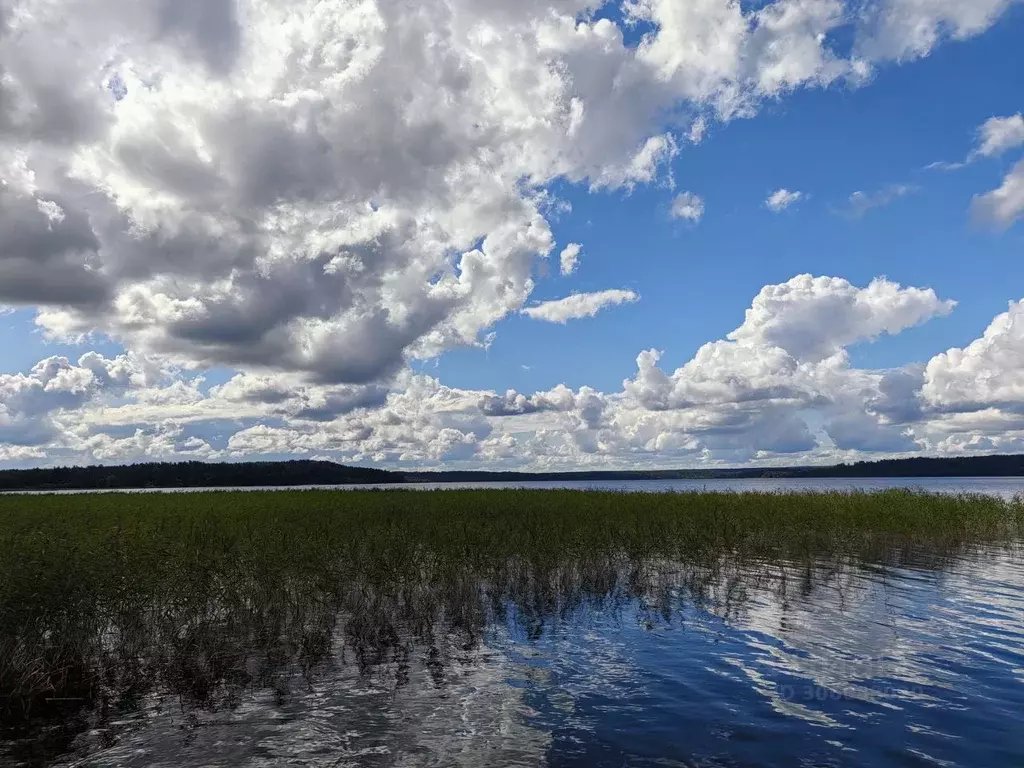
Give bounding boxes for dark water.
[10,476,1024,499]
[11,545,1023,768]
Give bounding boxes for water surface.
[11,544,1022,768]
[10,476,1024,499]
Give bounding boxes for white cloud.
[687,116,708,144]
[626,0,852,116]
[765,188,804,212]
[0,0,1013,388]
[923,299,1024,412]
[1,2,1023,469]
[613,275,955,457]
[522,289,640,324]
[727,275,955,363]
[856,0,1023,62]
[0,352,150,447]
[924,159,966,172]
[35,199,66,225]
[670,191,705,222]
[592,134,679,191]
[8,273,1024,469]
[559,243,582,276]
[841,184,916,217]
[973,114,1024,158]
[973,158,1024,228]
[926,114,1024,171]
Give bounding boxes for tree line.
[2,454,1024,491]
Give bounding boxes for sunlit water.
[14,544,1022,768]
[10,476,1024,499]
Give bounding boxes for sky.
[1,0,1024,471]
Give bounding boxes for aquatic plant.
[0,489,1021,764]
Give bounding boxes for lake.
[9,475,1024,498]
[3,489,1022,767]
[7,544,1022,767]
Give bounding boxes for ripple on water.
[27,544,1024,768]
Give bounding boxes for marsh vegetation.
[1,489,1022,766]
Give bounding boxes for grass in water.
[0,489,1021,763]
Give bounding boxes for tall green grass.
[1,489,1021,762]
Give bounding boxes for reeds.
[1,489,1021,762]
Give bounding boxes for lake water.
[10,476,1024,498]
[11,543,1023,768]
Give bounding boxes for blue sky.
[2,0,1024,469]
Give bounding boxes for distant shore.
[3,453,1024,492]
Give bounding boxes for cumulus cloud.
[973,114,1024,158]
[605,274,960,462]
[670,192,705,222]
[765,188,804,212]
[0,0,1011,387]
[0,353,149,446]
[626,0,853,115]
[972,159,1024,228]
[478,385,579,417]
[727,275,955,362]
[615,275,954,433]
[1,1,1022,469]
[9,273,1024,469]
[855,0,1024,62]
[927,113,1024,171]
[0,0,879,382]
[522,289,640,324]
[0,154,108,307]
[925,114,1024,224]
[922,299,1024,412]
[559,243,582,276]
[687,116,708,144]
